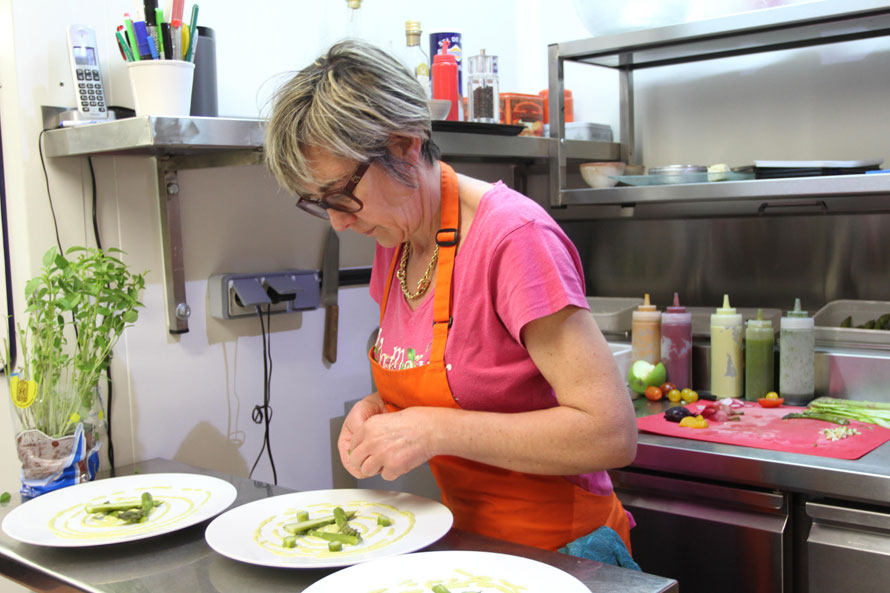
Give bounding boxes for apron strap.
[429,162,459,363]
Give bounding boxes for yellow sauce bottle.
[631,293,662,365]
[710,294,743,398]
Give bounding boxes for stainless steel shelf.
[43,116,618,163]
[556,0,890,70]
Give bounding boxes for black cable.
[0,118,15,373]
[249,304,277,484]
[86,156,114,475]
[37,130,63,254]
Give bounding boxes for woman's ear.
[387,135,422,161]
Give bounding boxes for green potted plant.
[3,246,146,496]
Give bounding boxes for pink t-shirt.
[370,181,613,496]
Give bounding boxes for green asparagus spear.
[782,412,850,425]
[283,511,356,534]
[333,506,360,536]
[295,510,309,522]
[282,535,297,549]
[140,492,153,522]
[85,498,161,514]
[377,515,392,527]
[307,529,361,546]
[327,540,343,552]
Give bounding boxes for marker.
[124,13,141,61]
[181,25,190,60]
[187,29,199,62]
[116,26,135,62]
[161,22,173,60]
[170,18,181,62]
[154,7,166,58]
[172,0,185,23]
[185,4,199,61]
[133,20,152,60]
[146,34,159,60]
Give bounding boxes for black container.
[190,26,218,117]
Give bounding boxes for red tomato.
[660,382,677,395]
[644,386,663,401]
[758,397,785,408]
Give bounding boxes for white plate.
[204,488,453,569]
[303,550,590,593]
[1,473,237,547]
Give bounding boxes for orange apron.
[369,162,631,552]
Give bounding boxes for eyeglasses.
[296,162,370,219]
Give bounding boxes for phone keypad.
[76,68,106,113]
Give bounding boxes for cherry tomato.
[765,391,779,399]
[644,386,663,401]
[759,397,785,408]
[681,388,693,400]
[667,389,682,402]
[684,390,699,403]
[660,382,677,395]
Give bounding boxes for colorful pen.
[181,25,190,60]
[133,20,152,60]
[123,13,141,61]
[161,22,173,60]
[155,7,166,58]
[185,4,199,61]
[170,18,181,62]
[116,26,135,62]
[172,0,185,23]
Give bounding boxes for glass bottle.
[404,21,430,98]
[467,49,499,123]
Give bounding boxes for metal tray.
[813,300,890,347]
[586,296,643,333]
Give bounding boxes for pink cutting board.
[637,401,890,460]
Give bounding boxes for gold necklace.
[396,241,439,300]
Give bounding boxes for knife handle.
[324,304,339,363]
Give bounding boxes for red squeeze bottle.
[432,40,459,121]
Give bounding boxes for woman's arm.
[345,306,637,480]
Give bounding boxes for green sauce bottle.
[745,309,775,401]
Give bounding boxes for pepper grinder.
[467,49,499,124]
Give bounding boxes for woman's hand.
[337,393,389,479]
[344,406,437,481]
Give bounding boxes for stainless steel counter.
[631,398,890,505]
[0,458,677,593]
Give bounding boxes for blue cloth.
[558,526,641,571]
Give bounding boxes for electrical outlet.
[209,271,320,320]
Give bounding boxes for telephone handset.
[66,24,109,120]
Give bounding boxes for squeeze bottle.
[631,293,661,365]
[710,294,743,398]
[432,40,459,121]
[661,292,692,389]
[745,309,775,401]
[779,298,815,405]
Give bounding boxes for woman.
[265,40,638,558]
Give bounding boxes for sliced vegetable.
[328,540,343,552]
[758,397,784,408]
[783,411,850,425]
[377,515,392,527]
[821,426,861,441]
[679,414,708,429]
[283,511,356,534]
[308,529,361,546]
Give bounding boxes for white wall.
[1,0,888,497]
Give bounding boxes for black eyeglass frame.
[296,162,371,219]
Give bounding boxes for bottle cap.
[637,293,656,312]
[666,292,686,313]
[405,21,421,34]
[433,39,456,64]
[787,297,809,318]
[711,293,742,327]
[747,308,773,330]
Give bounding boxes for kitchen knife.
[321,227,339,363]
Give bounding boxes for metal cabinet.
[806,501,890,593]
[610,468,791,593]
[546,1,890,219]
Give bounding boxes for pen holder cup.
[127,61,195,117]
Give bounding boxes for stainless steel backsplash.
[559,213,890,311]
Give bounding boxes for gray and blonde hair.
[265,39,439,196]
